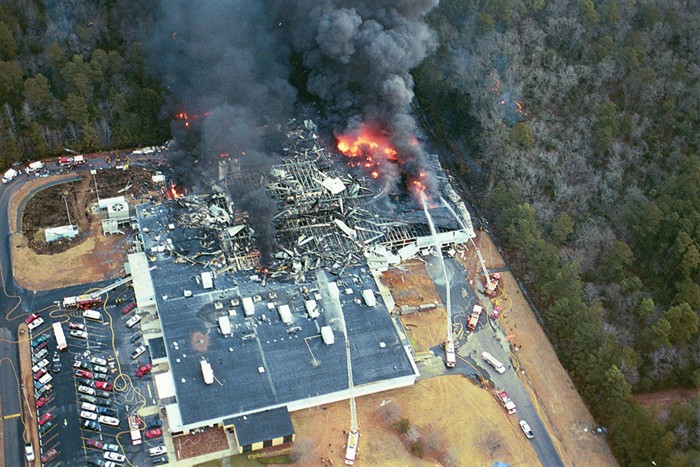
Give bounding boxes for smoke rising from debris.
[148,0,438,262]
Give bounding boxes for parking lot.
[25,283,169,466]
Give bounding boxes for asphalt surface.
[0,155,167,466]
[423,255,565,467]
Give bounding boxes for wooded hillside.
[415,0,700,464]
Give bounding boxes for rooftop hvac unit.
[242,297,255,316]
[321,326,334,345]
[361,289,376,307]
[201,360,214,384]
[277,304,293,324]
[327,282,340,300]
[305,300,319,319]
[201,272,213,290]
[218,316,232,336]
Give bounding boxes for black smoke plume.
[147,0,439,261]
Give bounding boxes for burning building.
[129,118,473,453]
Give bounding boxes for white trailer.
[305,299,319,318]
[361,290,376,307]
[201,271,213,289]
[277,304,292,324]
[218,316,232,336]
[321,326,334,345]
[242,297,255,316]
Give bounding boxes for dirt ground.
[173,428,230,460]
[291,375,539,467]
[381,261,446,353]
[463,231,618,467]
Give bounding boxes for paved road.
[423,255,564,467]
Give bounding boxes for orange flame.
[174,111,212,129]
[166,184,184,199]
[336,125,400,181]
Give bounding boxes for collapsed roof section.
[159,119,474,278]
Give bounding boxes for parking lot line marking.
[3,413,20,419]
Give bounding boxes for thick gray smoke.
[272,0,440,194]
[147,0,438,263]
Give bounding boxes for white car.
[149,445,167,456]
[104,451,126,462]
[130,345,146,360]
[93,364,109,374]
[126,314,142,328]
[78,385,96,396]
[98,415,120,426]
[81,402,97,412]
[70,329,88,339]
[25,443,35,461]
[90,356,107,366]
[28,317,44,331]
[80,410,98,421]
[519,419,534,439]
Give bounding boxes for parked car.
[40,447,58,464]
[90,356,108,366]
[32,340,48,352]
[129,331,142,343]
[38,412,53,426]
[25,443,35,461]
[152,455,169,465]
[38,420,54,434]
[136,363,152,377]
[81,410,98,421]
[76,369,94,379]
[146,416,163,429]
[80,395,98,404]
[519,419,535,439]
[32,359,49,373]
[74,360,92,370]
[78,385,97,396]
[52,352,61,373]
[82,419,101,431]
[95,381,113,391]
[78,378,96,387]
[126,314,142,328]
[69,322,85,330]
[95,390,112,399]
[148,445,167,457]
[93,364,109,374]
[99,415,120,426]
[28,317,45,331]
[31,335,48,347]
[93,372,109,381]
[85,439,104,450]
[145,428,162,439]
[24,313,40,324]
[70,329,89,339]
[104,451,126,462]
[130,345,146,360]
[33,368,47,380]
[96,406,117,417]
[121,302,136,315]
[36,396,48,408]
[95,398,112,407]
[102,443,119,452]
[82,402,97,412]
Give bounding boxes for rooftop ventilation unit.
[201,360,214,385]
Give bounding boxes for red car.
[69,322,85,330]
[121,302,137,314]
[85,439,103,450]
[76,370,94,379]
[33,368,47,380]
[136,363,152,377]
[36,396,48,408]
[38,412,53,426]
[24,313,40,324]
[145,428,162,439]
[95,381,113,391]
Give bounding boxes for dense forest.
[0,0,168,168]
[415,0,700,464]
[2,0,700,465]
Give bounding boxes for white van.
[83,310,102,321]
[38,373,53,385]
[481,351,506,374]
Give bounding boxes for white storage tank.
[321,326,334,345]
[305,300,319,318]
[242,297,255,317]
[361,289,376,307]
[277,304,293,324]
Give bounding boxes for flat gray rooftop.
[137,202,416,427]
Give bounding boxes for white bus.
[52,323,68,351]
[83,309,102,321]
